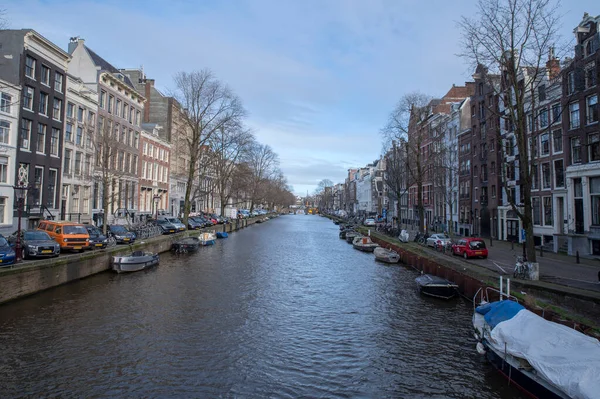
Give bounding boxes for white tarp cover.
[489,309,600,399]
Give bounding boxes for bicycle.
[513,256,529,279]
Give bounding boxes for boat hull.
[216,232,228,239]
[112,253,159,273]
[172,237,200,252]
[415,275,458,299]
[352,243,378,252]
[374,248,400,263]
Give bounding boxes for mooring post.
[511,240,514,250]
[490,236,493,247]
[576,251,580,264]
[540,245,543,257]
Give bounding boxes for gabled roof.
[84,46,135,89]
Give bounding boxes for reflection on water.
[0,216,525,398]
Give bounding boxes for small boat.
[352,236,379,252]
[339,230,349,239]
[374,247,400,263]
[473,285,600,399]
[415,274,458,299]
[198,232,216,246]
[112,251,159,273]
[345,231,361,243]
[216,231,228,239]
[172,237,200,253]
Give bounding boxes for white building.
[0,80,20,235]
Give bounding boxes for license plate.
[73,246,82,250]
[169,230,174,233]
[42,250,52,254]
[0,260,3,263]
[476,251,483,255]
[123,238,130,241]
[95,243,103,247]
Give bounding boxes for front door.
[556,197,565,234]
[507,220,519,242]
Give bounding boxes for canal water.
[0,215,525,398]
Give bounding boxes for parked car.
[0,235,17,265]
[36,220,90,252]
[105,225,136,244]
[426,233,452,248]
[85,226,108,249]
[363,218,376,226]
[452,237,488,259]
[187,218,203,230]
[7,230,60,259]
[153,219,178,234]
[160,217,186,232]
[190,216,210,228]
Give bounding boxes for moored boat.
[112,251,159,273]
[352,236,379,252]
[172,237,200,253]
[198,231,216,246]
[473,286,600,399]
[216,231,228,238]
[345,231,361,243]
[415,274,458,299]
[374,247,400,263]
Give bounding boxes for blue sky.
[3,0,597,195]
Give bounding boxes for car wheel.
[21,248,28,260]
[463,252,468,259]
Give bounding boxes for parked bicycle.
[513,255,529,279]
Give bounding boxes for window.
[67,102,75,118]
[65,123,73,142]
[47,169,57,208]
[126,129,131,146]
[132,155,138,174]
[538,84,546,102]
[75,152,82,174]
[123,103,128,120]
[552,129,562,153]
[540,132,549,155]
[542,163,551,189]
[592,177,600,226]
[20,119,32,150]
[136,110,140,126]
[125,153,131,173]
[116,99,121,117]
[590,133,600,161]
[567,71,575,94]
[76,126,83,145]
[52,98,62,120]
[108,95,114,113]
[0,156,7,183]
[77,107,84,122]
[33,166,43,205]
[50,128,59,156]
[491,185,496,199]
[539,108,548,129]
[533,197,541,225]
[41,65,50,85]
[100,91,106,109]
[134,132,139,149]
[23,87,34,110]
[527,113,533,132]
[39,92,48,115]
[0,120,9,144]
[88,111,95,126]
[554,159,564,188]
[569,102,580,129]
[25,56,36,78]
[586,63,597,88]
[531,164,539,189]
[120,126,126,143]
[36,123,46,154]
[543,197,552,226]
[587,95,598,124]
[551,103,561,124]
[142,160,147,179]
[1,93,12,113]
[491,161,496,174]
[571,137,582,163]
[84,154,91,176]
[54,72,63,92]
[130,107,134,124]
[64,149,71,173]
[118,151,124,170]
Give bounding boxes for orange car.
[452,237,488,259]
[37,220,90,252]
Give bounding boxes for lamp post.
[153,194,160,219]
[13,182,29,262]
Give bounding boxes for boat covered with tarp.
[374,247,400,263]
[473,297,600,399]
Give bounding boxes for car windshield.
[167,218,182,224]
[156,220,171,225]
[87,227,102,235]
[469,240,486,250]
[24,231,51,240]
[0,237,9,246]
[64,226,88,235]
[110,226,128,234]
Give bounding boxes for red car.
[452,237,488,259]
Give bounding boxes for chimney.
[546,46,560,80]
[68,37,84,55]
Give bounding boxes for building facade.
[139,123,170,219]
[0,79,21,235]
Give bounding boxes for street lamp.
[13,182,30,262]
[153,194,160,219]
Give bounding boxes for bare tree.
[0,9,8,30]
[245,142,279,212]
[172,70,246,226]
[382,92,432,233]
[458,0,563,261]
[209,123,255,216]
